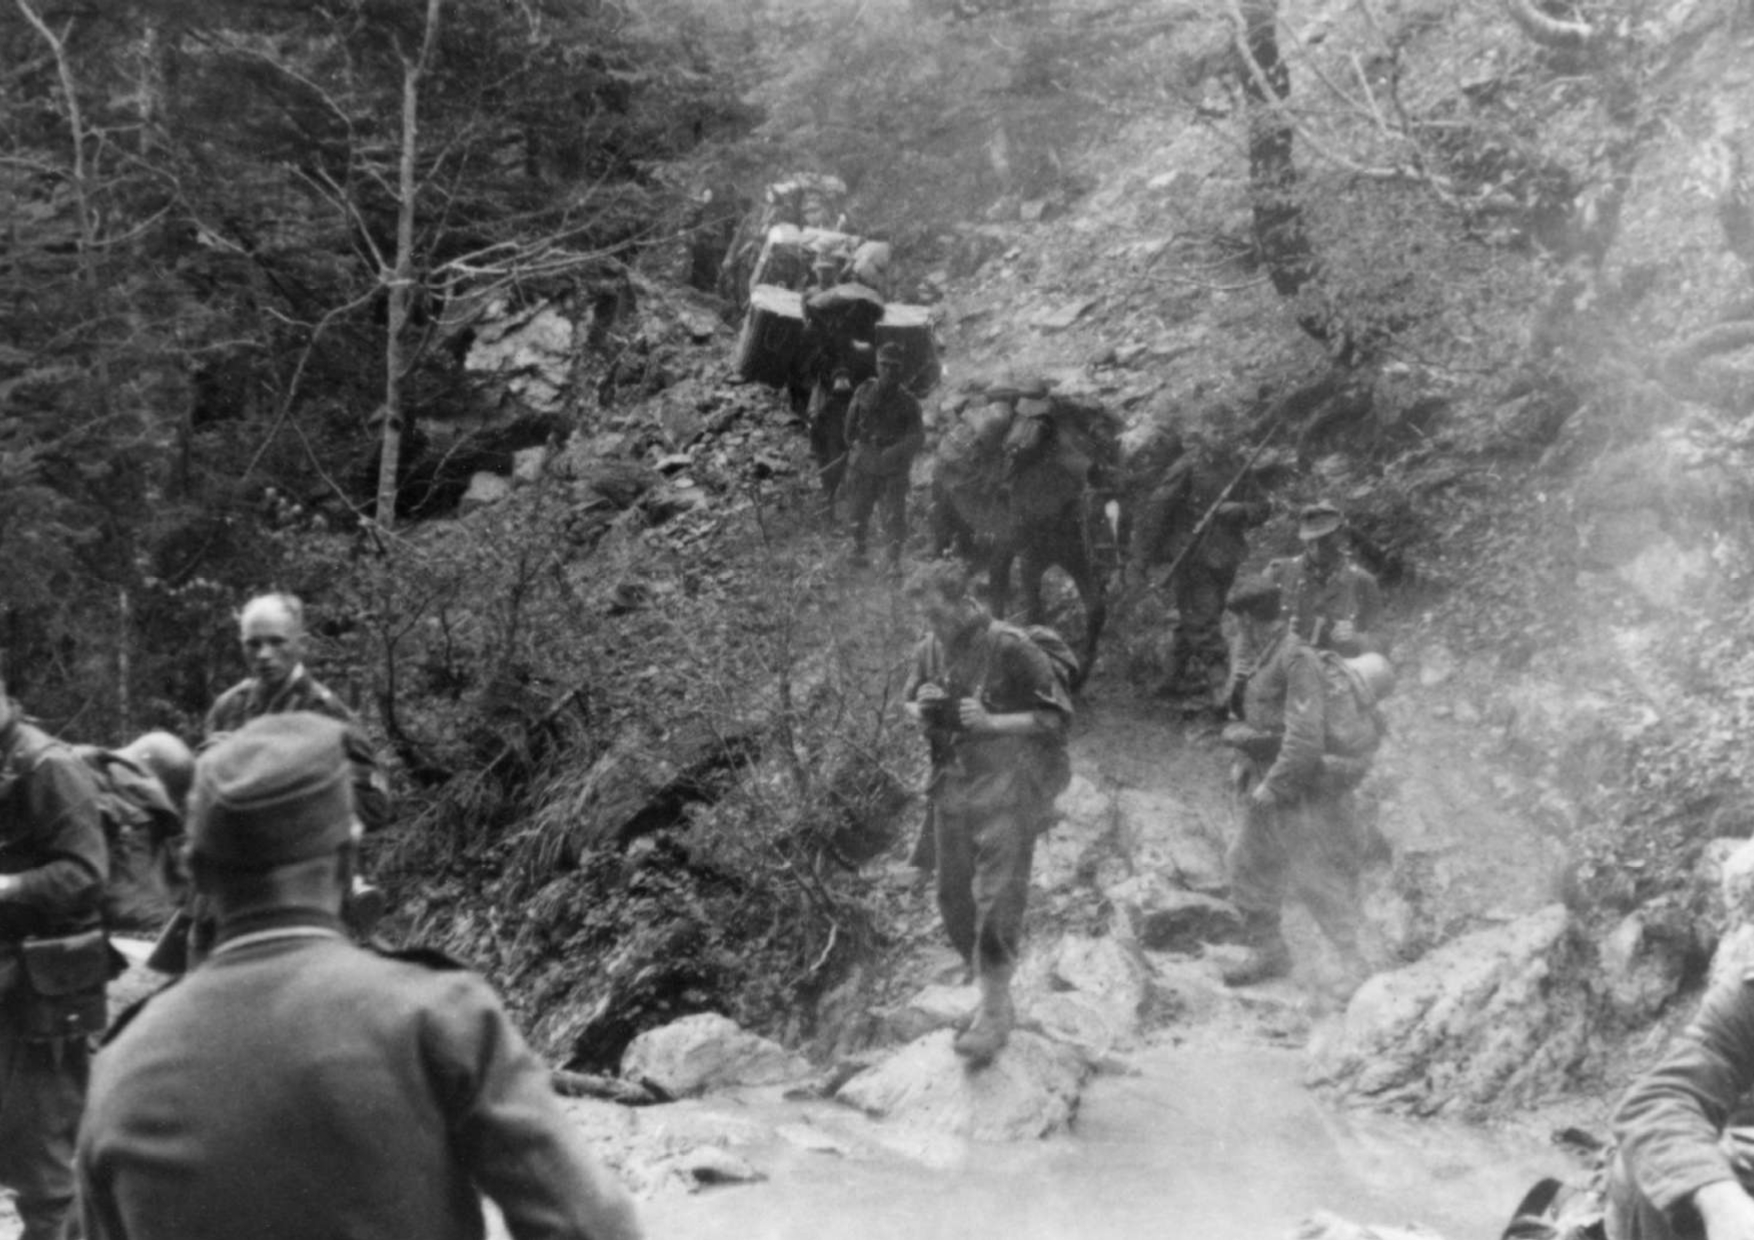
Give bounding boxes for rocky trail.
[474,643,1607,1240]
[1,578,1618,1240]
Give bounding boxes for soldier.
[1133,434,1265,709]
[0,672,110,1240]
[1216,578,1370,991]
[76,713,644,1240]
[169,592,389,969]
[844,342,925,570]
[1607,972,1754,1240]
[903,562,1072,1063]
[205,592,389,832]
[1263,501,1384,657]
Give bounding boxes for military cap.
[1225,576,1283,621]
[1298,501,1345,541]
[877,342,906,364]
[190,713,356,868]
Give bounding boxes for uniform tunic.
[0,696,107,1240]
[205,665,390,830]
[906,619,1072,972]
[78,917,642,1240]
[1226,630,1364,951]
[1263,553,1383,656]
[1609,974,1754,1240]
[843,378,924,562]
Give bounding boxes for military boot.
[953,963,1016,1065]
[1219,911,1292,987]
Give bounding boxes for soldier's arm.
[961,635,1069,737]
[1258,648,1325,802]
[306,688,394,832]
[842,385,870,447]
[1347,567,1385,655]
[1615,976,1754,1225]
[0,748,107,920]
[892,392,926,461]
[435,971,644,1240]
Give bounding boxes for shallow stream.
[637,1043,1569,1240]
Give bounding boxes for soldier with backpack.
[0,672,113,1240]
[1214,577,1385,992]
[903,561,1074,1064]
[74,731,194,934]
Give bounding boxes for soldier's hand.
[1694,1180,1754,1240]
[1330,619,1357,648]
[909,683,946,730]
[1249,782,1277,808]
[957,698,992,733]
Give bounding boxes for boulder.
[1035,775,1116,894]
[1116,788,1228,893]
[619,1013,808,1097]
[1045,934,1150,1041]
[1129,883,1241,954]
[1306,905,1595,1116]
[834,1029,1090,1140]
[1599,899,1696,1022]
[881,983,977,1044]
[460,471,512,512]
[1292,1209,1450,1240]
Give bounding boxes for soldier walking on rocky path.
[903,562,1072,1064]
[77,713,645,1240]
[844,342,925,570]
[1216,578,1372,991]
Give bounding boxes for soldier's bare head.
[238,592,306,689]
[906,560,984,640]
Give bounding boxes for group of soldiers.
[0,592,642,1240]
[895,491,1392,1064]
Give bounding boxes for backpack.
[1313,649,1387,760]
[992,622,1077,799]
[0,727,183,933]
[921,622,1077,800]
[77,748,185,932]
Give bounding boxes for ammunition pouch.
[1318,754,1373,794]
[14,929,122,1041]
[1220,723,1281,764]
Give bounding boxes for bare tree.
[376,0,444,533]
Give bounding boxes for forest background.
[8,0,1754,1079]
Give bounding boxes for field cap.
[1225,576,1283,621]
[1298,501,1344,541]
[190,713,355,868]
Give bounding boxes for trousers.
[847,470,908,562]
[933,799,1037,974]
[0,1019,89,1240]
[1227,764,1364,953]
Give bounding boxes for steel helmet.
[116,730,196,810]
[1345,653,1396,705]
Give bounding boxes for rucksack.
[0,728,183,933]
[77,748,185,932]
[1313,649,1387,760]
[921,621,1077,800]
[991,621,1076,799]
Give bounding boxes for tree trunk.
[376,0,444,532]
[1234,0,1316,300]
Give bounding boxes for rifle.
[1149,418,1284,595]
